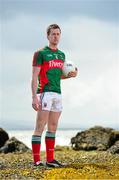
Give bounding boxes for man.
[31,24,77,167]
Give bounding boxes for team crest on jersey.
[54,54,59,59]
[44,102,47,107]
[59,54,63,59]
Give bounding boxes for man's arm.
[31,66,41,111]
[61,74,69,79]
[61,68,78,79]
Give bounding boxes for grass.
[0,146,119,179]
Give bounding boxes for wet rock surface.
[0,128,9,148]
[71,126,119,153]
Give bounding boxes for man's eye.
[52,33,59,35]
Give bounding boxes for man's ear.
[47,34,49,40]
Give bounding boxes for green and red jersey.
[32,46,65,94]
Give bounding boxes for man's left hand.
[68,67,78,78]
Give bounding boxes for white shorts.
[37,92,62,112]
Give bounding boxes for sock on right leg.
[31,135,41,164]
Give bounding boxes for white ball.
[62,61,75,77]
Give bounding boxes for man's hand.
[32,95,40,111]
[67,67,78,78]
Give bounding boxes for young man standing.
[31,24,77,167]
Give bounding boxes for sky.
[0,0,119,130]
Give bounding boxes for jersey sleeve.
[32,51,43,67]
[63,53,66,62]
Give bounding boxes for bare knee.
[34,126,45,135]
[34,111,49,135]
[48,122,57,132]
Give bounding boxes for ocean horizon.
[4,125,119,151]
[7,129,81,151]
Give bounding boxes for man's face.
[47,28,61,46]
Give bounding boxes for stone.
[71,126,118,151]
[0,128,9,148]
[107,141,119,154]
[0,137,31,153]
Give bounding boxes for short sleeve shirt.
[32,46,65,94]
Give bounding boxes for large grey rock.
[71,126,118,151]
[107,141,119,154]
[0,128,9,148]
[0,137,31,153]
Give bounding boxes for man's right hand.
[32,95,40,111]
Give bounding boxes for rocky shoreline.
[71,126,119,154]
[0,126,119,179]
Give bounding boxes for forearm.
[31,77,38,97]
[31,66,40,97]
[61,68,78,79]
[61,74,70,79]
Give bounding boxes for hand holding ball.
[62,61,78,77]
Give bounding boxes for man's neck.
[49,44,58,50]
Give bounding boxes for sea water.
[8,129,80,150]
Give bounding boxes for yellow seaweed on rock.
[0,148,119,179]
[43,162,119,179]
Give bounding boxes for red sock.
[45,131,55,162]
[31,135,41,164]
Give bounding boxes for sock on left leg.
[45,131,55,162]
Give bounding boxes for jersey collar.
[46,46,58,52]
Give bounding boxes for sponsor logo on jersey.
[49,60,64,68]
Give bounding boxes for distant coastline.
[3,126,119,131]
[7,129,80,150]
[1,119,119,131]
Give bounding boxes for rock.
[71,126,118,151]
[0,128,9,148]
[55,145,71,151]
[107,141,119,154]
[0,137,31,153]
[112,130,119,141]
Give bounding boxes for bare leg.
[48,111,62,132]
[45,111,61,163]
[33,110,50,136]
[32,110,50,164]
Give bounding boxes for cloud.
[1,15,47,51]
[61,63,119,128]
[62,16,118,51]
[0,0,118,22]
[62,63,118,109]
[61,17,119,128]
